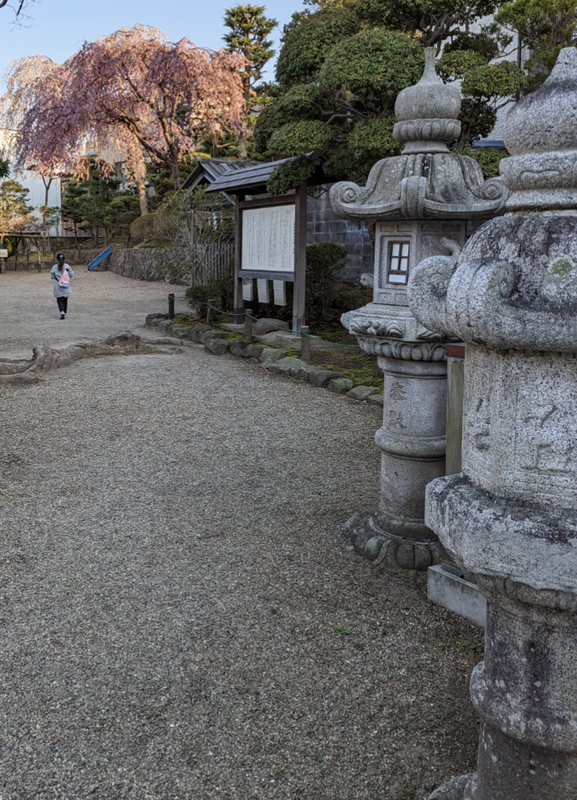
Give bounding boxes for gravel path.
[0,270,172,359]
[0,272,482,800]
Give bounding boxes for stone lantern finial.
[393,47,462,154]
[500,46,577,210]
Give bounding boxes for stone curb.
[145,316,383,407]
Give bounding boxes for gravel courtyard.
[0,271,482,799]
[0,269,171,359]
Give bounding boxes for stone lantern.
[408,47,577,800]
[330,48,508,570]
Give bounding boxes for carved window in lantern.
[387,241,410,284]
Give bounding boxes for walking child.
[50,253,74,319]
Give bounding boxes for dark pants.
[57,297,68,314]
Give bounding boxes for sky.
[0,0,304,86]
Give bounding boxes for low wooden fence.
[189,243,235,286]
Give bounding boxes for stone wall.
[307,185,374,282]
[106,247,190,284]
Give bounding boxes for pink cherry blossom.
[3,26,248,189]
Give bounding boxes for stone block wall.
[106,247,190,284]
[1,247,189,286]
[306,185,373,282]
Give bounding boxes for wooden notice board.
[234,184,307,332]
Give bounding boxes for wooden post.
[445,343,465,475]
[244,310,254,343]
[206,299,216,326]
[292,182,307,333]
[168,293,175,320]
[233,194,245,324]
[300,326,311,362]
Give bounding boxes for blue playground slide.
[87,245,113,272]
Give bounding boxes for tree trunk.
[238,84,250,160]
[137,179,149,215]
[237,131,248,160]
[170,159,181,191]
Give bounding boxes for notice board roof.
[205,152,326,195]
[180,157,258,193]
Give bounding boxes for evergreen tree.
[223,4,278,102]
[253,1,528,190]
[104,195,141,244]
[61,179,88,245]
[0,179,34,243]
[223,4,278,157]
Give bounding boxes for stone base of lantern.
[342,508,447,570]
[428,774,474,800]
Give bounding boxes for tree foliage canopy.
[353,0,501,45]
[254,0,535,182]
[1,26,247,191]
[496,0,577,89]
[0,179,34,234]
[275,7,361,86]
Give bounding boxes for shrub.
[306,242,348,321]
[185,269,235,314]
[130,212,159,245]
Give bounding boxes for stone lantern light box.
[330,48,508,570]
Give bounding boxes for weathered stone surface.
[157,319,173,332]
[428,774,473,800]
[229,341,264,359]
[367,393,383,406]
[328,377,354,394]
[308,368,345,388]
[259,348,285,364]
[346,385,378,401]
[409,216,577,353]
[188,323,211,343]
[330,49,507,223]
[200,329,227,345]
[394,47,462,152]
[501,48,577,212]
[146,313,168,326]
[204,337,229,355]
[0,331,174,386]
[229,340,248,357]
[341,510,445,569]
[410,48,577,800]
[289,363,311,381]
[253,318,289,336]
[107,245,191,284]
[428,564,487,628]
[167,324,190,339]
[329,48,509,573]
[267,357,307,376]
[242,344,262,359]
[255,330,303,349]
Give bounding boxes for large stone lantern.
[408,47,577,800]
[330,48,508,570]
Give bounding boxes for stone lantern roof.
[330,48,508,221]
